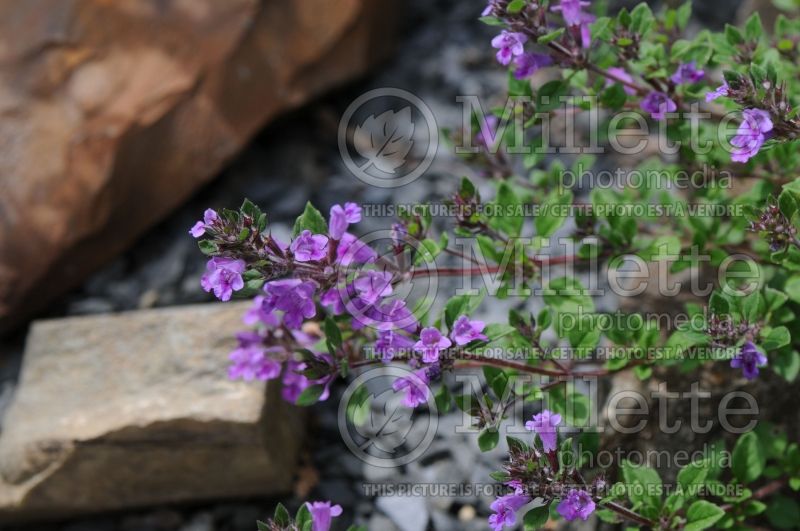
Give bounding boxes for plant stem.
[602,501,657,528]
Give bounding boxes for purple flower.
[227,332,282,381]
[200,257,246,301]
[392,368,431,408]
[556,489,596,521]
[551,0,594,48]
[491,31,527,65]
[307,501,343,531]
[290,230,329,262]
[488,494,531,531]
[475,115,499,149]
[375,329,416,362]
[261,278,318,329]
[353,270,394,305]
[606,67,636,96]
[505,479,525,495]
[513,52,553,79]
[731,341,768,380]
[671,61,705,84]
[640,91,677,120]
[525,409,562,452]
[336,233,377,266]
[705,82,729,102]
[551,0,591,26]
[320,287,347,315]
[329,202,362,240]
[451,315,488,346]
[282,357,333,403]
[189,208,218,237]
[731,108,773,163]
[414,327,452,363]
[482,0,500,17]
[243,295,280,326]
[368,299,419,332]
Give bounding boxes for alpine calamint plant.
[192,0,800,529]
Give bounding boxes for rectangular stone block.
[0,302,304,523]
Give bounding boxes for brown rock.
[0,302,304,522]
[0,0,397,332]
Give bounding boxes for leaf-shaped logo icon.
[353,388,415,455]
[352,107,415,175]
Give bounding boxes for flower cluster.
[489,409,598,530]
[257,500,342,531]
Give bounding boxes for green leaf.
[538,27,565,45]
[256,521,270,531]
[600,83,627,111]
[676,1,692,30]
[273,503,291,527]
[296,503,312,529]
[535,188,573,237]
[296,384,327,407]
[685,500,724,531]
[766,496,800,529]
[345,384,371,426]
[536,80,568,112]
[622,461,662,510]
[744,12,763,41]
[678,459,710,498]
[478,429,500,452]
[198,239,218,255]
[732,431,765,484]
[507,0,526,13]
[435,384,452,414]
[522,504,550,529]
[292,201,328,237]
[324,316,343,350]
[725,24,744,45]
[762,326,790,351]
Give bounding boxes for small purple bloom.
[640,91,677,120]
[375,329,416,362]
[392,368,431,408]
[488,493,531,531]
[290,230,329,262]
[368,298,419,332]
[505,479,525,495]
[243,295,280,326]
[513,52,553,79]
[336,233,377,266]
[705,82,729,102]
[451,315,488,346]
[189,208,218,238]
[306,501,343,531]
[731,341,768,380]
[551,0,591,26]
[552,0,594,48]
[731,108,773,163]
[482,0,500,17]
[353,270,394,305]
[320,287,347,315]
[606,67,636,96]
[227,332,282,381]
[200,257,245,301]
[475,115,499,149]
[261,278,318,329]
[557,489,596,521]
[491,31,527,65]
[282,356,333,403]
[414,327,452,363]
[329,202,362,240]
[671,61,705,84]
[525,409,562,452]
